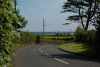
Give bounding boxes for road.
[14,44,100,67]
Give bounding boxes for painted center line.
[54,58,69,64]
[38,45,69,65]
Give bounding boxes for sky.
[17,0,79,32]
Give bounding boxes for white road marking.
[54,58,69,64]
[38,45,69,65]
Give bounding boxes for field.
[40,34,74,44]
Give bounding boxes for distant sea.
[32,32,73,35]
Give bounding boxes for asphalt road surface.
[14,44,100,67]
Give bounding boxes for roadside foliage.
[0,0,29,66]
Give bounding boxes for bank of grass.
[59,42,94,56]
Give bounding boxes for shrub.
[13,32,35,45]
[36,35,40,44]
[75,26,88,42]
[94,19,100,52]
[87,29,96,44]
[75,26,96,44]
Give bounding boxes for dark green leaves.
[0,0,27,66]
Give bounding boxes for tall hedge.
[13,32,36,45]
[0,0,26,66]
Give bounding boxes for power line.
[19,4,62,12]
[17,0,61,12]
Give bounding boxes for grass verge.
[59,42,94,56]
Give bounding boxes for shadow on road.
[50,53,100,63]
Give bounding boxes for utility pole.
[70,29,71,34]
[43,18,45,36]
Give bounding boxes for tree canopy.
[62,0,100,30]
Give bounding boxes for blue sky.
[17,0,79,32]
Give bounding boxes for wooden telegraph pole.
[43,18,45,36]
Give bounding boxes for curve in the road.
[14,44,100,67]
[38,45,69,64]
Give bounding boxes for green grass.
[42,35,74,44]
[44,35,74,39]
[59,42,90,54]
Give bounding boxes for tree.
[0,0,27,66]
[62,0,100,57]
[13,0,27,29]
[62,0,99,30]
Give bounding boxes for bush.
[94,20,100,52]
[75,26,88,42]
[75,26,96,44]
[87,29,96,44]
[13,32,36,45]
[36,35,40,44]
